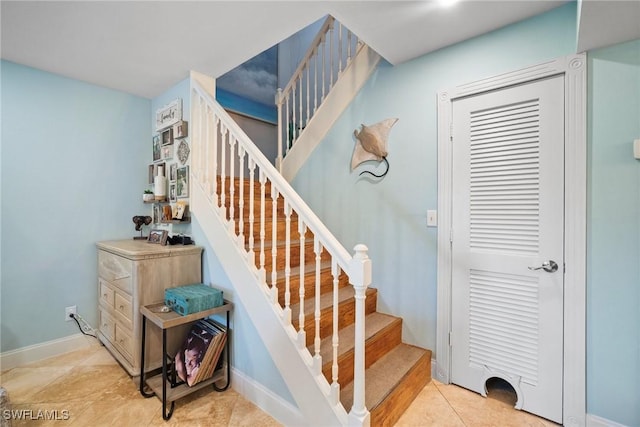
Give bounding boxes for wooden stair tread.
[340,344,431,412]
[291,286,376,318]
[313,312,400,362]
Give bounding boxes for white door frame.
[435,53,586,427]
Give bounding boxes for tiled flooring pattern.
[1,341,558,426]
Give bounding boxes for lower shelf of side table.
[145,365,227,403]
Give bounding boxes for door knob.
[528,260,558,273]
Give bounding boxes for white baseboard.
[0,334,94,371]
[587,414,629,427]
[230,367,304,426]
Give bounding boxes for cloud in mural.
[217,47,278,106]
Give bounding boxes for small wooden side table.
[139,301,233,420]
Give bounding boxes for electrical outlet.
[65,305,77,322]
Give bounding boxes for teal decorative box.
[164,283,223,316]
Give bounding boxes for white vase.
[154,165,167,201]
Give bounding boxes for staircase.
[222,175,432,426]
[188,16,431,426]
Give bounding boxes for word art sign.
[155,98,182,131]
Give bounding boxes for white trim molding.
[587,413,629,427]
[436,53,587,426]
[0,333,94,371]
[231,367,305,426]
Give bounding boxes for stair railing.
[191,80,371,426]
[276,15,361,170]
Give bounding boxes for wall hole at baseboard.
[485,377,518,407]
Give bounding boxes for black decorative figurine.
[132,216,152,240]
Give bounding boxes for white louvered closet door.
[450,75,564,423]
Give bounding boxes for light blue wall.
[587,39,640,426]
[292,2,577,351]
[1,60,150,352]
[190,218,295,405]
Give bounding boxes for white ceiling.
[1,1,638,99]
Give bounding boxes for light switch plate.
[634,139,640,159]
[427,210,437,227]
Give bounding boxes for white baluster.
[270,187,279,304]
[298,77,303,135]
[202,104,208,192]
[297,220,307,349]
[313,48,318,115]
[248,159,256,268]
[330,259,340,405]
[338,23,343,76]
[213,116,219,207]
[228,136,236,230]
[259,170,267,286]
[347,244,372,426]
[276,88,283,170]
[306,62,310,127]
[321,34,326,101]
[329,20,334,88]
[283,201,292,325]
[238,146,246,248]
[220,126,227,216]
[193,96,201,184]
[292,85,297,145]
[312,237,323,375]
[347,30,353,64]
[285,94,291,154]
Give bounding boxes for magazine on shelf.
[174,319,227,386]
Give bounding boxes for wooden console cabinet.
[96,240,202,376]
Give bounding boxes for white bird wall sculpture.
[351,118,398,178]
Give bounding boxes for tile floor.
[1,341,559,426]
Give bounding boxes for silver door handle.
[528,260,558,273]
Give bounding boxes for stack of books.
[174,319,227,387]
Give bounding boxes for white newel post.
[348,244,371,427]
[275,88,283,171]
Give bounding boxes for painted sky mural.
[216,45,278,123]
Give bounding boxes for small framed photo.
[148,229,168,245]
[173,120,188,139]
[162,144,173,160]
[161,128,173,146]
[152,135,161,161]
[148,164,155,185]
[176,166,189,198]
[169,163,177,182]
[169,183,177,202]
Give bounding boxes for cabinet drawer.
[98,250,133,293]
[114,323,133,363]
[114,292,132,325]
[98,309,115,341]
[99,279,115,308]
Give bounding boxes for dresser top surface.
[97,240,202,259]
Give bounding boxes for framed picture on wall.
[169,163,177,182]
[161,128,173,146]
[162,144,173,160]
[176,166,189,198]
[152,135,161,161]
[169,183,177,202]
